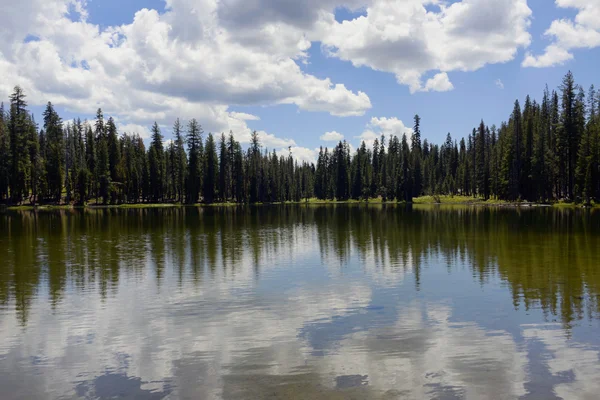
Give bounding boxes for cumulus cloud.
[0,0,538,150]
[118,123,152,139]
[522,0,600,68]
[356,116,413,148]
[0,0,371,146]
[282,146,320,164]
[423,72,454,92]
[320,131,345,141]
[523,324,600,399]
[320,0,532,93]
[359,117,412,141]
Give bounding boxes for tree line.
[0,71,598,205]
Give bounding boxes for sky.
[1,0,600,163]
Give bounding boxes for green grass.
[113,203,181,209]
[6,197,600,211]
[413,195,481,204]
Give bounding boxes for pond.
[1,205,599,399]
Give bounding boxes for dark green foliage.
[186,119,203,204]
[2,72,600,206]
[411,115,422,196]
[148,122,165,202]
[248,131,261,204]
[0,103,10,201]
[203,133,218,204]
[8,86,31,203]
[106,117,121,184]
[172,119,187,203]
[43,102,64,202]
[218,132,230,202]
[94,109,111,204]
[476,121,489,200]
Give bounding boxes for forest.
[0,71,598,206]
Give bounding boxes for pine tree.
[106,117,121,185]
[186,119,203,204]
[399,133,413,202]
[148,122,165,202]
[218,132,230,202]
[172,118,187,203]
[560,71,577,200]
[0,103,10,201]
[510,101,522,200]
[522,96,534,200]
[333,141,350,201]
[8,86,30,203]
[203,133,218,203]
[475,121,488,199]
[532,90,550,201]
[85,123,96,202]
[43,102,64,202]
[315,147,325,199]
[231,135,244,203]
[574,86,587,200]
[27,116,42,204]
[412,114,422,196]
[248,131,261,203]
[95,109,110,204]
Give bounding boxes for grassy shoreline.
[3,196,598,211]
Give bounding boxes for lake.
[1,205,600,399]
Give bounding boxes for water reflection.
[0,206,599,399]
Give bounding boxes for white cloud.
[320,131,344,141]
[522,1,600,68]
[229,112,261,121]
[258,131,296,149]
[118,123,152,139]
[495,78,505,89]
[356,116,413,148]
[320,0,532,93]
[279,146,320,164]
[423,72,454,92]
[367,116,413,138]
[523,324,600,400]
[522,44,574,68]
[0,0,371,148]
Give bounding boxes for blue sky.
[3,0,600,162]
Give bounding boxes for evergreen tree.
[28,116,42,204]
[0,103,10,201]
[510,101,522,200]
[8,86,30,203]
[399,133,413,202]
[148,122,165,202]
[1,71,599,206]
[230,134,244,203]
[333,141,350,201]
[43,102,64,202]
[203,133,218,203]
[248,131,261,203]
[476,120,489,199]
[172,118,187,203]
[186,119,203,204]
[315,147,325,199]
[218,132,230,202]
[95,109,110,204]
[85,123,96,202]
[412,114,423,196]
[106,117,121,185]
[560,71,577,199]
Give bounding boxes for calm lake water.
[1,205,600,400]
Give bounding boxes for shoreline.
[3,196,598,211]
